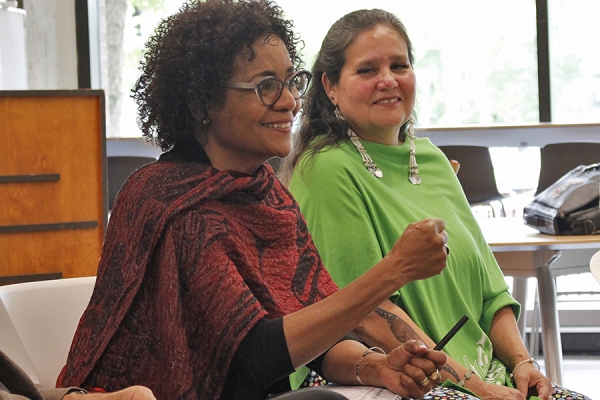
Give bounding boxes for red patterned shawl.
[57,160,338,399]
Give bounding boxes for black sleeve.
[230,317,294,388]
[231,317,359,388]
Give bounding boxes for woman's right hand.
[383,218,448,284]
[358,340,447,399]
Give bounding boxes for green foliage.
[130,0,166,13]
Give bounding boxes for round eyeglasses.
[222,70,312,106]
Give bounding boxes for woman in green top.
[284,8,589,400]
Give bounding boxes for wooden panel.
[1,230,101,278]
[0,90,106,279]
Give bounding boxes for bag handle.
[581,163,600,173]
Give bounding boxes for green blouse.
[289,137,519,385]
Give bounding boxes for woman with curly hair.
[57,1,449,399]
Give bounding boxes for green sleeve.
[289,149,385,290]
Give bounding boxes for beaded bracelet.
[356,347,386,385]
[509,358,540,380]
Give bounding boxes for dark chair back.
[437,145,504,204]
[107,156,156,210]
[536,142,600,195]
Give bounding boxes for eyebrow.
[249,66,296,81]
[354,54,410,67]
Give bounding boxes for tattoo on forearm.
[374,307,421,343]
[443,365,460,382]
[374,309,461,383]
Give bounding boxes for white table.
[477,218,600,385]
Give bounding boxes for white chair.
[0,277,96,388]
[591,250,600,284]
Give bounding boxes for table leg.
[533,250,562,385]
[512,277,529,342]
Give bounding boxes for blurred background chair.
[107,156,156,211]
[0,277,96,388]
[438,145,508,217]
[535,142,600,195]
[0,291,39,385]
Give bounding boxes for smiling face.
[201,35,301,173]
[323,24,416,145]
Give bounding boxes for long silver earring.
[333,105,343,120]
[335,106,383,178]
[408,119,421,184]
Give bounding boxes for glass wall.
[113,0,600,137]
[548,0,600,122]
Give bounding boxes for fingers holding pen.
[377,340,446,398]
[402,339,447,374]
[400,341,446,397]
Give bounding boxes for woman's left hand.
[512,363,552,399]
[364,340,447,399]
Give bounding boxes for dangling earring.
[335,106,383,178]
[407,119,421,185]
[333,105,343,120]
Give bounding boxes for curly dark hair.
[132,0,303,151]
[280,9,414,184]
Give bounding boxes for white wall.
[422,122,600,147]
[23,0,77,89]
[0,7,28,89]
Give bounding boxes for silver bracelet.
[65,388,88,395]
[509,358,540,380]
[356,347,386,385]
[457,369,476,387]
[362,346,386,358]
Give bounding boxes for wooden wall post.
[0,90,107,280]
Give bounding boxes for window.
[548,0,600,122]
[119,0,183,138]
[111,0,538,138]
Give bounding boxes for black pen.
[434,314,469,351]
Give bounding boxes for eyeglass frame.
[222,69,312,107]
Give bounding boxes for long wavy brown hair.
[279,9,415,184]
